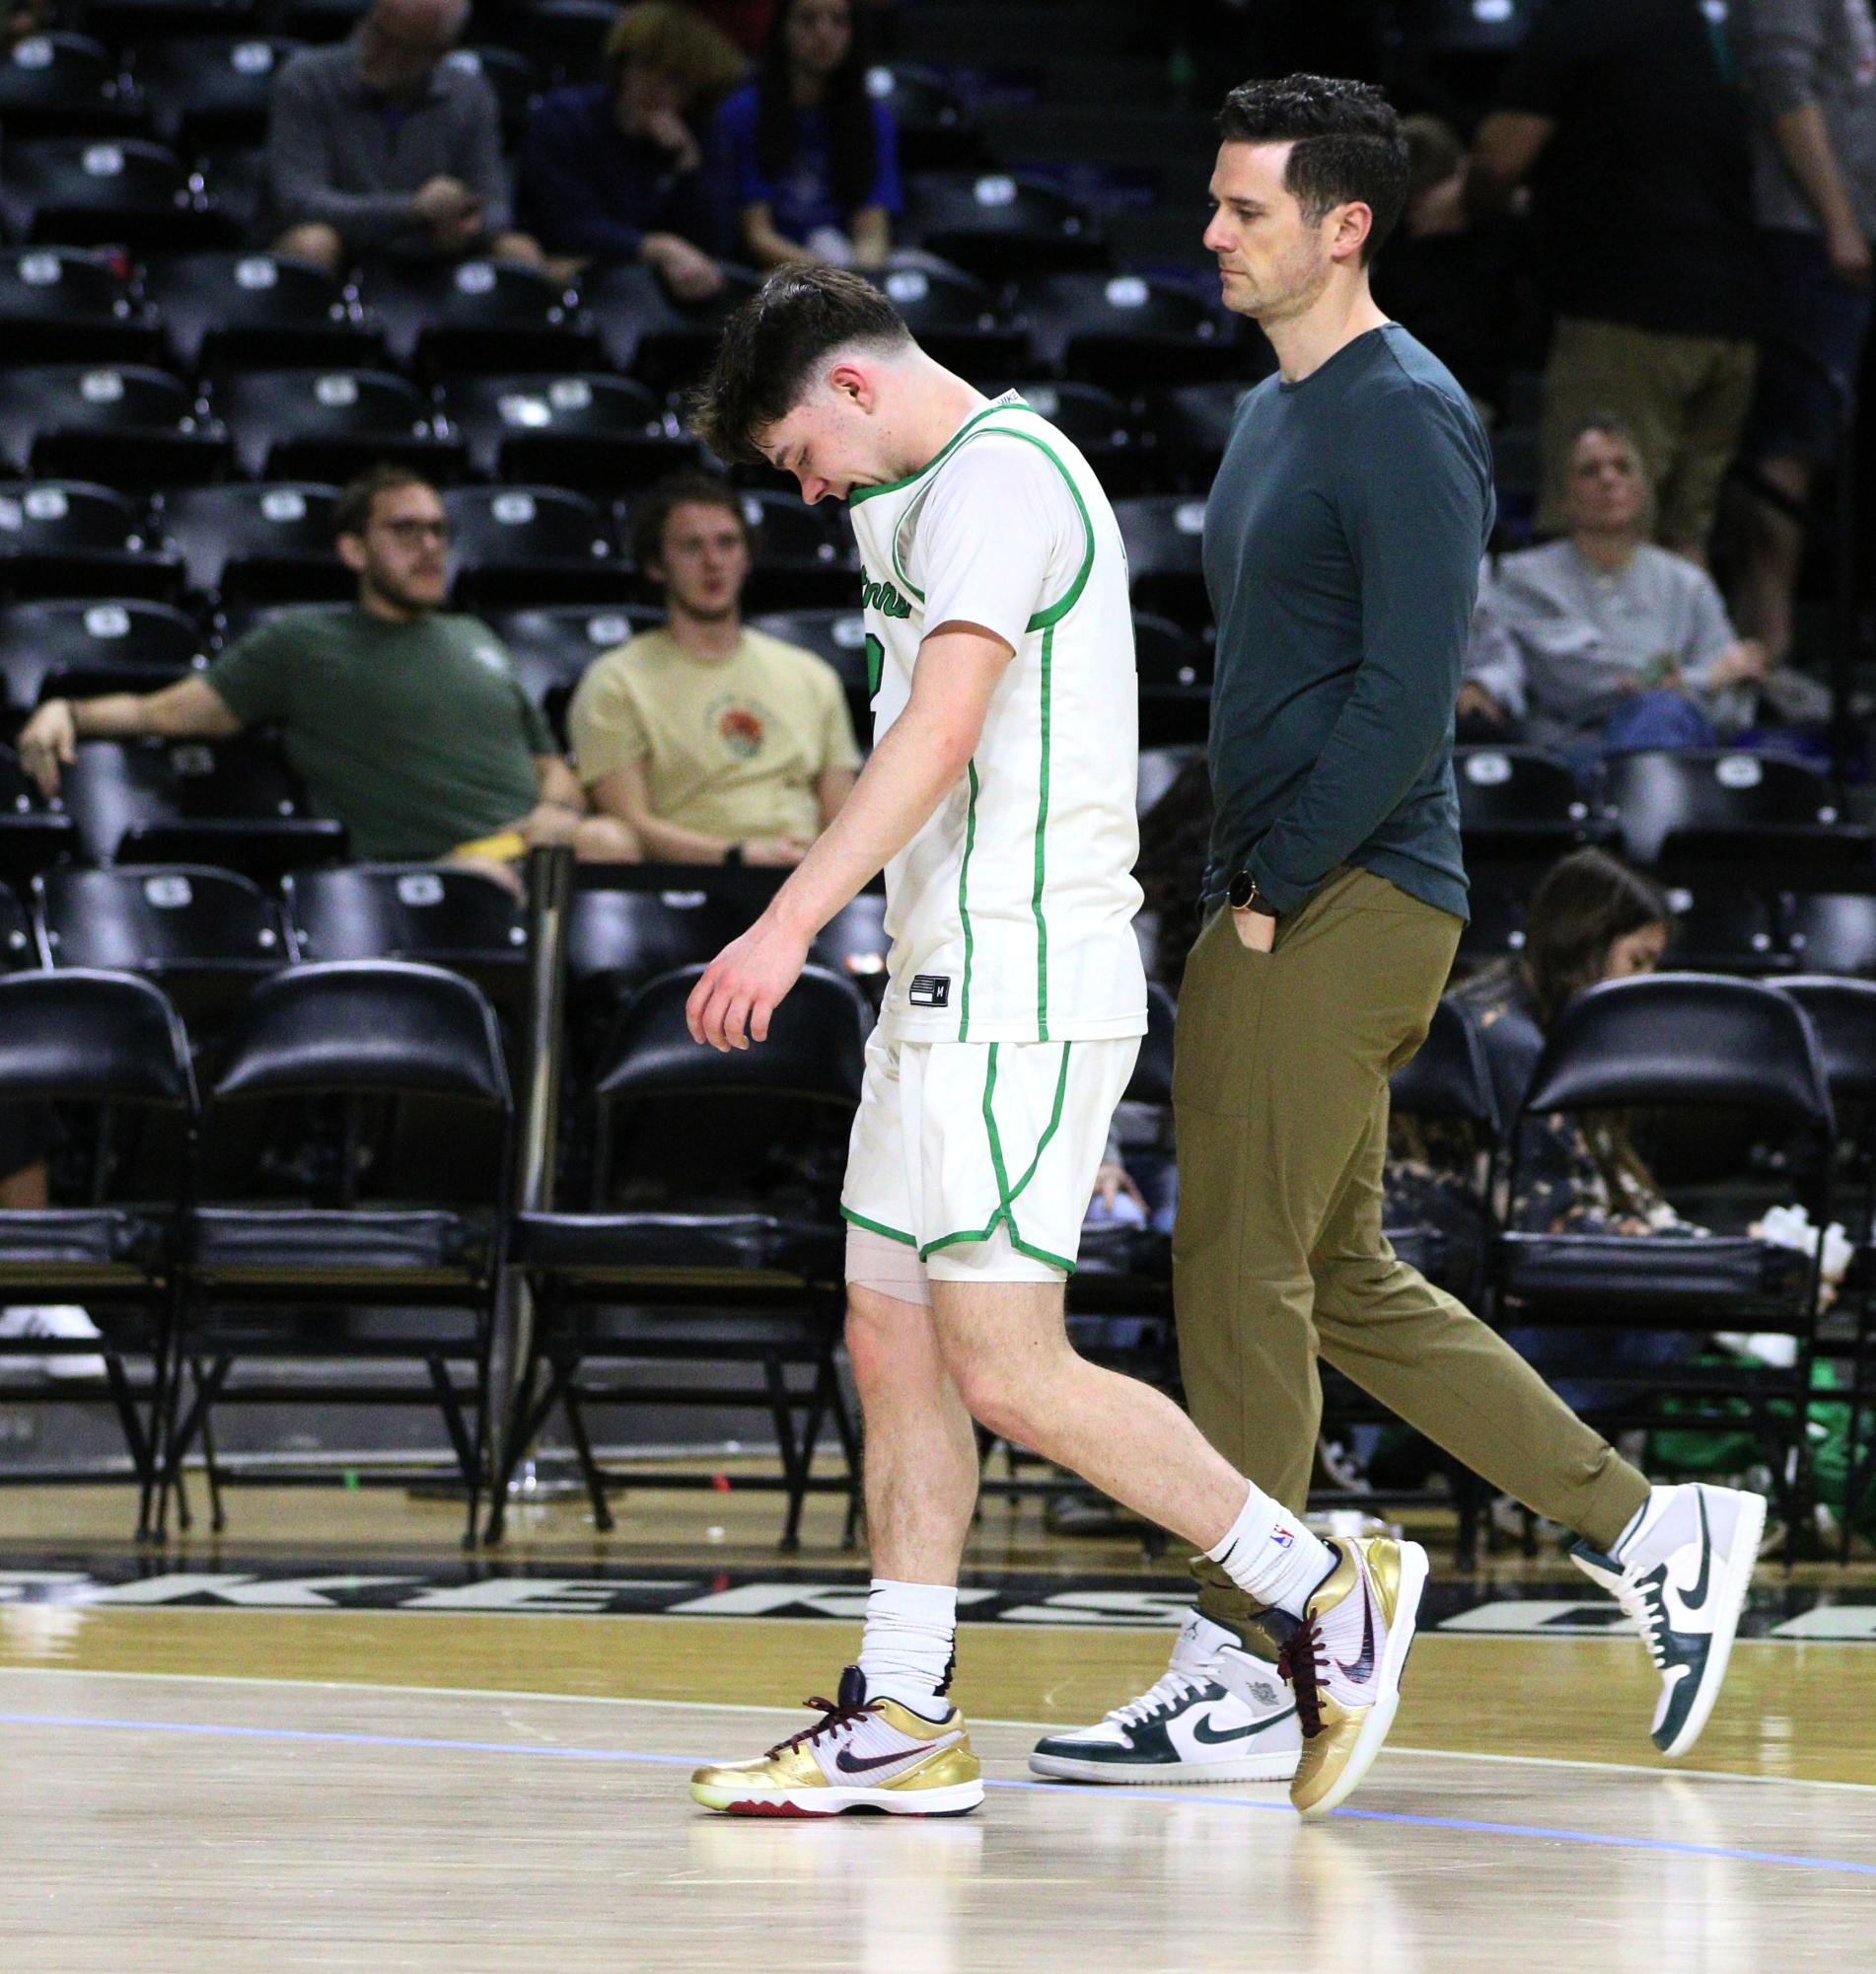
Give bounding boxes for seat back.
[143,251,375,370]
[565,883,745,999]
[0,966,194,1108]
[0,882,36,969]
[1390,996,1499,1131]
[0,36,140,139]
[133,35,304,149]
[60,736,314,861]
[1456,746,1599,832]
[215,367,452,479]
[285,862,527,966]
[35,863,287,975]
[443,484,613,567]
[1520,974,1833,1133]
[1780,977,1876,1110]
[210,960,510,1107]
[158,480,341,599]
[1123,981,1176,1106]
[1603,750,1839,865]
[1785,892,1876,978]
[0,599,201,714]
[487,603,657,707]
[596,963,866,1106]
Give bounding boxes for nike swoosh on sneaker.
[1191,1707,1298,1745]
[834,1741,938,1774]
[1683,1492,1712,1612]
[1335,1591,1376,1684]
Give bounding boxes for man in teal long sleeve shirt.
[1033,72,1768,1800]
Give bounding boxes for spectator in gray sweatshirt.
[265,0,542,275]
[1732,0,1876,663]
[1462,419,1772,760]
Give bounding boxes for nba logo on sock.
[1271,1526,1295,1550]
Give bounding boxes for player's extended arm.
[686,621,1011,1051]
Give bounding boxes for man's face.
[343,481,451,613]
[1202,140,1338,324]
[654,499,751,619]
[1566,429,1646,535]
[758,372,887,505]
[786,0,852,79]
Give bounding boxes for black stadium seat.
[1785,893,1876,978]
[0,968,197,1539]
[0,743,79,889]
[0,881,33,967]
[902,171,1107,280]
[34,861,290,1021]
[0,137,238,251]
[748,606,872,735]
[0,597,203,712]
[724,486,858,612]
[157,481,344,603]
[362,257,597,378]
[0,479,181,601]
[577,259,762,394]
[1603,748,1873,877]
[497,963,865,1546]
[1113,493,1209,632]
[166,960,514,1545]
[283,861,529,1008]
[58,736,346,881]
[0,33,145,139]
[1007,270,1239,391]
[1662,883,1787,976]
[1455,745,1617,873]
[866,61,980,174]
[565,880,746,1014]
[86,0,266,39]
[145,252,382,373]
[1004,381,1143,489]
[1134,612,1211,746]
[866,260,1027,376]
[132,36,304,151]
[443,483,619,606]
[484,604,659,711]
[441,45,542,134]
[214,367,465,482]
[0,365,231,491]
[438,372,696,487]
[0,247,165,366]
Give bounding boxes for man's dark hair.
[1216,73,1409,264]
[686,264,912,466]
[332,463,435,542]
[630,469,751,573]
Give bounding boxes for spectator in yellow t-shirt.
[568,472,860,865]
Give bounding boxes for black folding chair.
[165,962,513,1543]
[498,964,865,1549]
[1494,974,1835,1550]
[0,969,196,1538]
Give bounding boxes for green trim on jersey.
[1032,622,1054,1040]
[885,426,1097,635]
[914,1043,1078,1274]
[845,400,1024,509]
[839,1204,917,1247]
[956,758,980,1040]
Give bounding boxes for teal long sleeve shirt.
[1200,323,1491,923]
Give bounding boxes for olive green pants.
[1170,867,1650,1628]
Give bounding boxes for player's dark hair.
[1216,73,1409,264]
[332,464,436,542]
[755,0,880,221]
[629,469,751,573]
[686,264,912,466]
[1521,848,1671,1028]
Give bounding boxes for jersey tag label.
[909,975,951,1008]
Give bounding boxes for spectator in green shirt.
[17,467,634,885]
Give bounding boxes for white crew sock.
[1205,1483,1335,1620]
[857,1578,958,1718]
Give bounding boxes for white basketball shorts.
[840,1029,1139,1293]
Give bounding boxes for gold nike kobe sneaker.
[1274,1535,1429,1819]
[690,1665,984,1817]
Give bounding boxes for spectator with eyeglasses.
[16,467,627,887]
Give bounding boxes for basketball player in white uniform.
[681,266,1425,1820]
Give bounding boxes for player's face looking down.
[757,359,889,504]
[1204,139,1374,325]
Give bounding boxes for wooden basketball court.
[3,1481,1873,1970]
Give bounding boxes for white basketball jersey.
[846,395,1147,1044]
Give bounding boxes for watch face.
[1228,872,1253,908]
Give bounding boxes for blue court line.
[5,1709,1875,1880]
